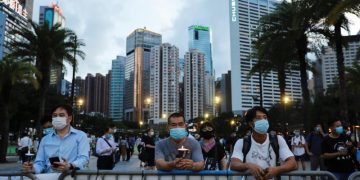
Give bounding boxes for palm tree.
[318,0,360,122]
[0,57,39,162]
[69,35,85,106]
[8,21,77,131]
[250,9,297,101]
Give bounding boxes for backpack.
[242,134,280,166]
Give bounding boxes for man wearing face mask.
[322,119,355,180]
[291,129,306,170]
[305,124,326,179]
[155,113,204,171]
[22,104,90,174]
[230,106,297,180]
[199,122,226,170]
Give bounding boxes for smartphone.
[49,157,60,167]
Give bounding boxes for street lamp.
[283,96,290,104]
[282,95,291,132]
[144,97,152,123]
[204,113,209,121]
[139,121,144,129]
[162,114,167,119]
[214,96,221,117]
[200,121,204,124]
[230,120,235,126]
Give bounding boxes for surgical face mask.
[335,126,344,134]
[149,131,154,136]
[253,119,269,135]
[315,127,320,132]
[52,117,68,130]
[105,134,112,139]
[294,132,300,136]
[201,131,214,139]
[43,127,54,135]
[170,128,188,140]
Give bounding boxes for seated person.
[155,113,204,171]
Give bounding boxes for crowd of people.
[17,104,360,180]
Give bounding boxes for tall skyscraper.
[124,28,162,122]
[74,76,85,97]
[220,71,232,113]
[322,35,360,90]
[188,25,215,115]
[84,73,109,116]
[149,43,180,124]
[229,0,302,114]
[39,3,65,93]
[184,49,205,121]
[0,1,29,60]
[109,56,126,121]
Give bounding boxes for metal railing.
[0,171,37,180]
[348,172,360,180]
[57,170,337,180]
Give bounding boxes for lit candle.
[177,146,189,158]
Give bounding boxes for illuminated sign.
[194,25,209,31]
[231,0,236,22]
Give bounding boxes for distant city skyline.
[32,1,360,82]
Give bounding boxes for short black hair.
[51,104,73,116]
[199,122,215,131]
[328,118,341,127]
[245,106,268,123]
[101,126,111,135]
[108,124,116,128]
[167,113,185,124]
[41,115,52,125]
[145,128,153,133]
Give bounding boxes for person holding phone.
[22,104,90,174]
[155,113,204,171]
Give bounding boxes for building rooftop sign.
[194,25,209,31]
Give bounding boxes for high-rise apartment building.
[188,25,215,115]
[84,73,109,116]
[124,28,162,122]
[74,76,85,97]
[0,1,29,60]
[322,35,360,90]
[39,3,65,93]
[184,49,205,121]
[149,43,180,124]
[109,56,126,121]
[229,0,302,114]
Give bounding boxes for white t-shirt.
[291,135,305,156]
[232,134,294,170]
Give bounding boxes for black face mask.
[201,131,214,139]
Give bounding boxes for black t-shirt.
[322,134,355,173]
[202,142,226,170]
[142,136,155,154]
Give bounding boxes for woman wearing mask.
[199,122,227,170]
[119,136,128,162]
[142,128,156,169]
[96,127,117,170]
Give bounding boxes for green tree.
[250,2,297,101]
[0,57,39,162]
[69,35,85,105]
[8,21,78,131]
[318,0,360,122]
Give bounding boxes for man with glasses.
[22,104,90,174]
[155,113,204,171]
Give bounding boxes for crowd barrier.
[57,170,338,180]
[0,171,37,180]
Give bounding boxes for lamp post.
[144,97,151,124]
[282,96,290,132]
[139,121,144,129]
[204,113,209,122]
[214,96,221,117]
[75,97,84,125]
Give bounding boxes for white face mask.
[149,132,154,136]
[52,117,68,130]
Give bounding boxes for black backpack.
[242,134,280,166]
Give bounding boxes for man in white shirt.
[291,129,306,170]
[230,106,297,179]
[19,132,33,163]
[96,127,118,170]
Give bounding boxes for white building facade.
[150,43,180,124]
[229,0,302,114]
[184,49,205,121]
